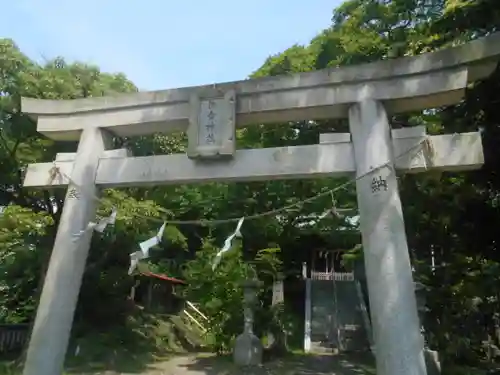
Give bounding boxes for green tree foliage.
[0,206,53,323]
[182,240,250,353]
[182,238,284,353]
[0,38,140,324]
[1,0,500,369]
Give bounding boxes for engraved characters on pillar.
[67,188,81,200]
[371,175,388,193]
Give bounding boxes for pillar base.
[233,332,263,366]
[424,349,441,375]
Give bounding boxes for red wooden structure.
[131,272,187,313]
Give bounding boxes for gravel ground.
[126,353,376,375]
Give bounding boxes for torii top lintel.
[21,33,500,141]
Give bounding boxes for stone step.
[310,341,336,354]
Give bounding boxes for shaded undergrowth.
[0,310,206,374]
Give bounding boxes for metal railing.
[182,301,208,333]
[310,271,354,281]
[0,324,30,353]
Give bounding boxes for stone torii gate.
[21,33,500,375]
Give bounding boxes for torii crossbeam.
[24,128,482,188]
[20,33,500,375]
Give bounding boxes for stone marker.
[233,279,263,366]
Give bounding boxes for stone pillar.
[233,279,263,366]
[304,278,312,352]
[348,100,427,375]
[415,283,441,375]
[268,277,283,347]
[23,128,112,375]
[268,276,287,355]
[271,277,284,307]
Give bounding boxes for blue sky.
[2,0,340,91]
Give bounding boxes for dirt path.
[139,353,376,375]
